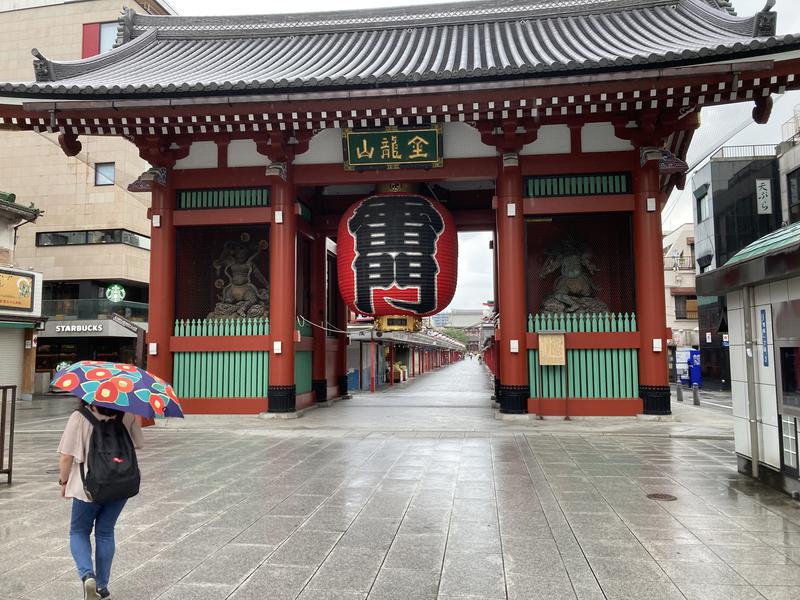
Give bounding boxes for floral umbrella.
[51,360,184,418]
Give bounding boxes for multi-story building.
[0,191,43,398]
[692,145,783,389]
[779,105,800,224]
[663,223,698,352]
[0,0,174,375]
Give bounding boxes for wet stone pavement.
[2,362,800,600]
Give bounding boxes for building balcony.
[675,309,698,320]
[711,144,777,160]
[42,299,148,322]
[664,257,694,270]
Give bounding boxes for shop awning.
[696,221,800,295]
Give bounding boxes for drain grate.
[647,493,677,501]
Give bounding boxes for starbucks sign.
[106,284,126,303]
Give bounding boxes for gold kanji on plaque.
[407,135,430,159]
[356,139,375,160]
[380,135,403,160]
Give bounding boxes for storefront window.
[779,347,800,415]
[788,168,800,224]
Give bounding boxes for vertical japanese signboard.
[0,268,33,312]
[343,126,443,171]
[761,308,769,367]
[756,179,772,215]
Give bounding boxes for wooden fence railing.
[528,312,639,399]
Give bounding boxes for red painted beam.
[521,195,634,215]
[519,152,637,175]
[173,207,272,227]
[529,397,643,417]
[171,336,271,352]
[526,332,641,349]
[181,397,267,414]
[169,335,313,352]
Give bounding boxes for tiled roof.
[725,222,800,267]
[1,0,795,98]
[0,192,39,220]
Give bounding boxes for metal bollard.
[676,384,684,403]
[692,383,700,406]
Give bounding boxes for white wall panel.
[174,141,217,170]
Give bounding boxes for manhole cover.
[647,493,677,501]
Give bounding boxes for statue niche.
[208,234,269,319]
[539,235,609,314]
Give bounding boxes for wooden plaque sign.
[539,333,566,365]
[343,125,443,171]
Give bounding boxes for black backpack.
[78,406,140,504]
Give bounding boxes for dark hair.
[74,401,122,417]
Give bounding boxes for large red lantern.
[337,193,458,317]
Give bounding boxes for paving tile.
[367,568,439,600]
[756,585,800,600]
[505,571,576,600]
[439,552,505,599]
[383,533,445,571]
[267,530,341,567]
[598,579,686,600]
[156,583,236,600]
[676,583,765,600]
[307,547,385,592]
[230,564,315,600]
[733,563,800,586]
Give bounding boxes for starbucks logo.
[106,284,126,303]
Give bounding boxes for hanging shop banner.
[342,126,443,171]
[756,179,773,215]
[0,268,33,311]
[337,193,457,317]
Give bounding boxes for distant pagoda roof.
[1,0,795,99]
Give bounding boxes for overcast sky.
[167,0,800,311]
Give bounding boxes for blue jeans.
[70,498,127,589]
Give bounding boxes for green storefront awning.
[0,321,34,329]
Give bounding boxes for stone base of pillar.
[312,379,328,403]
[640,385,671,415]
[499,384,529,414]
[337,375,350,398]
[267,384,296,413]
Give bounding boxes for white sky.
[167,0,800,310]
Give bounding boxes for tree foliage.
[439,327,469,344]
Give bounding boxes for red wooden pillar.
[147,174,176,386]
[495,154,529,413]
[389,344,395,386]
[310,233,328,403]
[633,161,670,414]
[370,341,376,392]
[267,169,297,412]
[337,298,349,397]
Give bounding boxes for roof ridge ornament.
[30,48,53,82]
[753,0,777,37]
[116,7,136,47]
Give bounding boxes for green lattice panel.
[525,173,631,197]
[173,351,269,399]
[178,188,269,209]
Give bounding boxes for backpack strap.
[78,405,100,427]
[77,405,100,489]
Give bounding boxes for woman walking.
[58,404,144,600]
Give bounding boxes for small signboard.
[343,125,443,171]
[761,308,769,366]
[756,179,772,215]
[722,333,729,348]
[705,331,712,344]
[0,268,33,312]
[539,333,566,365]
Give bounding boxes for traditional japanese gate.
[1,0,797,417]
